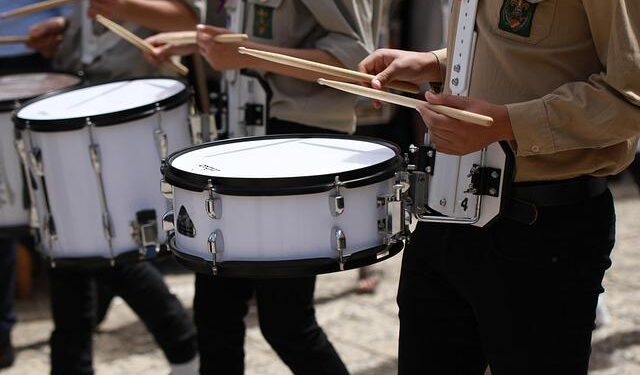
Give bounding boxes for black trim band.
[169,236,404,278]
[13,77,190,132]
[163,134,403,196]
[42,246,170,269]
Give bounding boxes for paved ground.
[3,177,640,375]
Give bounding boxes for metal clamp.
[329,176,345,216]
[160,179,174,200]
[332,227,347,271]
[377,183,407,244]
[207,230,223,275]
[205,180,221,219]
[465,165,502,197]
[130,209,160,259]
[162,210,175,232]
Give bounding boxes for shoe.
[0,331,15,369]
[169,354,199,375]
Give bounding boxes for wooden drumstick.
[95,14,189,76]
[0,0,77,20]
[0,35,29,44]
[153,31,248,46]
[238,46,420,94]
[318,78,493,127]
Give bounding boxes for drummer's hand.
[144,34,198,66]
[196,24,248,70]
[358,49,441,90]
[87,0,126,20]
[27,17,68,59]
[417,92,515,155]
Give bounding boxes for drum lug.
[329,176,345,216]
[332,227,347,271]
[162,210,175,232]
[29,147,44,177]
[205,180,222,219]
[130,210,161,260]
[160,179,174,200]
[207,230,223,275]
[154,129,169,160]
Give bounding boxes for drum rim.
[12,76,190,132]
[168,235,405,278]
[163,134,404,195]
[0,71,83,112]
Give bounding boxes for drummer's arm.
[88,0,200,32]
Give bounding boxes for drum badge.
[499,0,538,37]
[253,4,273,39]
[177,206,196,238]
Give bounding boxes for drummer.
[146,1,380,373]
[25,1,205,374]
[359,1,640,373]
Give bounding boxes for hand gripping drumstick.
[318,78,493,127]
[0,36,29,44]
[0,0,77,19]
[95,14,189,76]
[238,46,420,95]
[153,31,249,46]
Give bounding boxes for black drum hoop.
[163,134,404,196]
[0,71,84,113]
[41,246,171,269]
[13,76,190,132]
[168,236,404,278]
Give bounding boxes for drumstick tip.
[237,46,248,54]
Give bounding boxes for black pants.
[49,261,197,375]
[0,239,16,336]
[398,189,616,375]
[195,118,348,375]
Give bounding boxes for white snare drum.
[161,135,407,277]
[13,78,191,266]
[0,72,81,236]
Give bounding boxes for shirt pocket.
[490,0,558,45]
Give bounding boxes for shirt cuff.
[430,48,448,83]
[315,33,371,71]
[507,98,555,156]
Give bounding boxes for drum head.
[0,72,82,112]
[14,78,189,131]
[164,135,402,195]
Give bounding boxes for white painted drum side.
[0,111,28,228]
[16,79,184,121]
[172,177,395,262]
[171,138,397,178]
[27,102,190,258]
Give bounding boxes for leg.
[255,277,349,375]
[397,223,487,375]
[474,190,616,374]
[100,262,197,365]
[193,274,253,375]
[49,268,95,375]
[0,238,17,369]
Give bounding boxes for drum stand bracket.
[377,180,409,245]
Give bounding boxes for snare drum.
[13,78,191,266]
[161,135,407,277]
[0,72,81,236]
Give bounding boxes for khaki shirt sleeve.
[431,48,448,84]
[507,1,640,157]
[301,0,379,70]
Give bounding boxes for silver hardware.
[409,144,419,154]
[14,137,39,228]
[425,166,433,174]
[332,227,347,271]
[29,147,44,177]
[87,120,116,265]
[205,180,221,219]
[489,187,498,196]
[162,210,175,232]
[160,180,174,200]
[130,210,160,259]
[491,170,500,179]
[454,64,462,73]
[207,230,223,275]
[329,176,345,216]
[154,129,169,160]
[377,183,406,244]
[439,199,447,207]
[451,78,459,86]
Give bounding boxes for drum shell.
[0,110,29,233]
[27,103,190,259]
[171,177,396,263]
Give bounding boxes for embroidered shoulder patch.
[498,0,538,37]
[253,4,273,39]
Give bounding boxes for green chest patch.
[498,0,539,37]
[253,4,274,39]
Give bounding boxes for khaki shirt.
[54,0,205,82]
[244,0,381,133]
[434,0,640,182]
